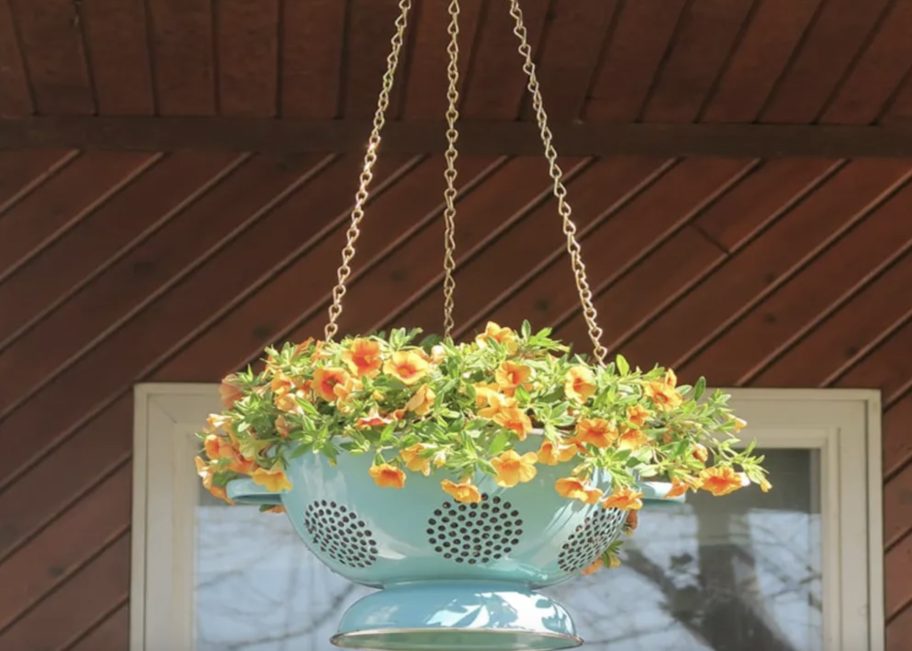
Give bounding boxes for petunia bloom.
[564,366,596,403]
[733,417,748,433]
[624,510,638,534]
[251,466,292,493]
[355,409,395,429]
[383,350,429,385]
[493,406,533,440]
[204,434,255,474]
[700,466,748,496]
[218,375,244,408]
[691,443,709,463]
[574,418,617,449]
[400,444,432,476]
[555,477,603,504]
[581,559,603,575]
[602,486,643,511]
[475,321,518,353]
[626,404,650,428]
[275,415,291,438]
[405,384,436,416]
[643,379,682,412]
[490,450,538,487]
[537,439,578,465]
[494,361,531,396]
[441,479,482,504]
[195,456,232,504]
[313,367,351,402]
[342,338,383,377]
[617,428,649,451]
[369,463,407,489]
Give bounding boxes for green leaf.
[615,354,630,376]
[693,377,707,400]
[488,431,511,455]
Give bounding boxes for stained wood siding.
[0,150,910,649]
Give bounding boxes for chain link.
[324,0,412,341]
[506,0,608,365]
[441,0,461,338]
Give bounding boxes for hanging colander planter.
[195,1,770,649]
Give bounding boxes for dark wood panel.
[836,317,912,404]
[0,0,32,116]
[702,0,821,122]
[888,602,912,651]
[0,151,243,346]
[216,0,279,117]
[68,601,128,651]
[80,0,155,114]
[461,0,549,119]
[0,148,77,213]
[884,71,912,124]
[397,157,671,336]
[621,160,912,371]
[761,0,890,123]
[145,0,215,115]
[887,529,912,618]
[641,0,755,122]
[885,461,912,550]
[9,0,95,114]
[681,186,912,384]
[584,0,686,121]
[0,534,130,650]
[0,151,156,283]
[280,0,346,118]
[0,464,130,631]
[343,0,406,118]
[885,393,912,479]
[821,0,912,124]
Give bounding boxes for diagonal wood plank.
[886,521,912,618]
[65,600,128,651]
[884,392,912,480]
[0,149,78,213]
[888,602,912,650]
[884,460,912,551]
[834,316,912,404]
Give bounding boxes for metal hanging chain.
[506,0,608,365]
[441,0,461,338]
[324,0,413,341]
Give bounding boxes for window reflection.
[194,449,819,651]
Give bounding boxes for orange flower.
[441,479,482,504]
[251,466,292,493]
[624,510,638,534]
[602,486,643,511]
[291,337,315,359]
[666,477,694,499]
[493,407,533,440]
[400,443,432,475]
[494,361,531,396]
[275,415,291,438]
[537,439,578,465]
[355,409,395,429]
[617,428,649,451]
[477,390,516,418]
[204,434,255,474]
[555,477,603,504]
[383,350,429,385]
[274,392,301,412]
[691,443,709,463]
[473,383,501,408]
[332,375,363,405]
[581,559,603,576]
[564,366,596,403]
[574,418,617,449]
[700,466,747,496]
[313,367,351,402]
[644,379,682,411]
[342,338,383,377]
[405,384,436,416]
[205,413,232,433]
[264,505,286,514]
[626,404,650,428]
[475,321,518,353]
[195,456,232,504]
[490,450,538,487]
[369,463,407,489]
[219,375,244,408]
[270,373,295,396]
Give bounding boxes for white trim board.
[130,384,883,651]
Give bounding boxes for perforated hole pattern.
[304,500,378,569]
[557,507,627,572]
[427,494,524,565]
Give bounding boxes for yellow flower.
[643,379,682,412]
[400,444,431,476]
[733,416,748,433]
[313,367,351,402]
[251,466,292,492]
[430,344,447,363]
[205,413,232,433]
[204,434,255,474]
[195,456,232,504]
[441,479,482,504]
[475,321,518,353]
[355,409,395,429]
[493,406,533,440]
[574,418,617,449]
[369,463,407,489]
[477,390,516,418]
[603,486,643,511]
[758,475,773,493]
[490,450,538,487]
[626,404,650,428]
[405,384,436,416]
[700,466,747,496]
[342,338,383,377]
[537,439,578,465]
[218,375,244,408]
[383,350,429,385]
[555,477,603,504]
[581,559,603,575]
[564,366,596,403]
[617,428,649,451]
[494,361,531,396]
[664,369,678,387]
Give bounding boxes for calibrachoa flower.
[195,320,769,555]
[490,450,538,487]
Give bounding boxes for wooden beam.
[2,116,912,157]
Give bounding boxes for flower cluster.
[196,322,769,566]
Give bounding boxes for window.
[131,386,883,651]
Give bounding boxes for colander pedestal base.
[331,580,581,651]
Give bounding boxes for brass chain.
[441,0,461,338]
[506,0,608,365]
[324,0,413,341]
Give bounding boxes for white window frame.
[130,384,884,651]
